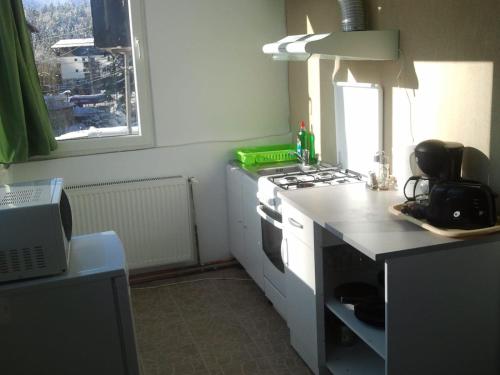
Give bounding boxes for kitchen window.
[22,0,154,157]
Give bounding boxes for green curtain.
[0,0,57,164]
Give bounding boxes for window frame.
[31,0,155,160]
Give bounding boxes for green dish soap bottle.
[309,124,316,164]
[296,120,308,160]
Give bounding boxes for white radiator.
[65,176,197,270]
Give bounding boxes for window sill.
[29,129,155,161]
[55,125,139,141]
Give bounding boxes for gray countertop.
[0,231,126,291]
[278,183,500,261]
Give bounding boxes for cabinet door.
[242,174,264,290]
[226,166,246,267]
[285,233,319,373]
[2,278,129,375]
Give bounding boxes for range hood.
[262,30,399,61]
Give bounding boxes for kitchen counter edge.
[278,183,500,261]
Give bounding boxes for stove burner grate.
[268,166,363,189]
[297,182,315,188]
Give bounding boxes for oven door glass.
[260,205,284,273]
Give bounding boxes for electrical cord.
[154,130,292,148]
[395,48,415,144]
[131,277,252,290]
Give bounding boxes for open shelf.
[326,298,386,359]
[326,339,385,375]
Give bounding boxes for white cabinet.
[227,165,245,265]
[241,174,264,290]
[226,165,264,290]
[282,202,320,374]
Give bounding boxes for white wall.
[287,0,500,192]
[147,0,290,145]
[4,0,290,264]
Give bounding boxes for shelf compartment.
[326,339,385,375]
[326,298,386,359]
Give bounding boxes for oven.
[256,204,284,273]
[256,202,288,319]
[255,163,365,321]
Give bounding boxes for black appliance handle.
[256,204,283,229]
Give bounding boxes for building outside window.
[22,0,153,156]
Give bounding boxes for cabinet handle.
[288,217,303,229]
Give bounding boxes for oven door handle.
[256,205,283,230]
[281,238,288,267]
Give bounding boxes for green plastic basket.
[236,144,297,165]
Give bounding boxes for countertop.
[229,160,302,181]
[228,160,264,180]
[0,231,126,291]
[278,183,500,261]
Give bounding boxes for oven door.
[256,204,284,273]
[257,203,287,318]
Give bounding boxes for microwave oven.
[0,178,72,283]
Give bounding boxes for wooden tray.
[389,204,500,238]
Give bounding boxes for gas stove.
[269,166,363,190]
[257,164,365,213]
[254,163,365,318]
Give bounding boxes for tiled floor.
[131,266,313,375]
